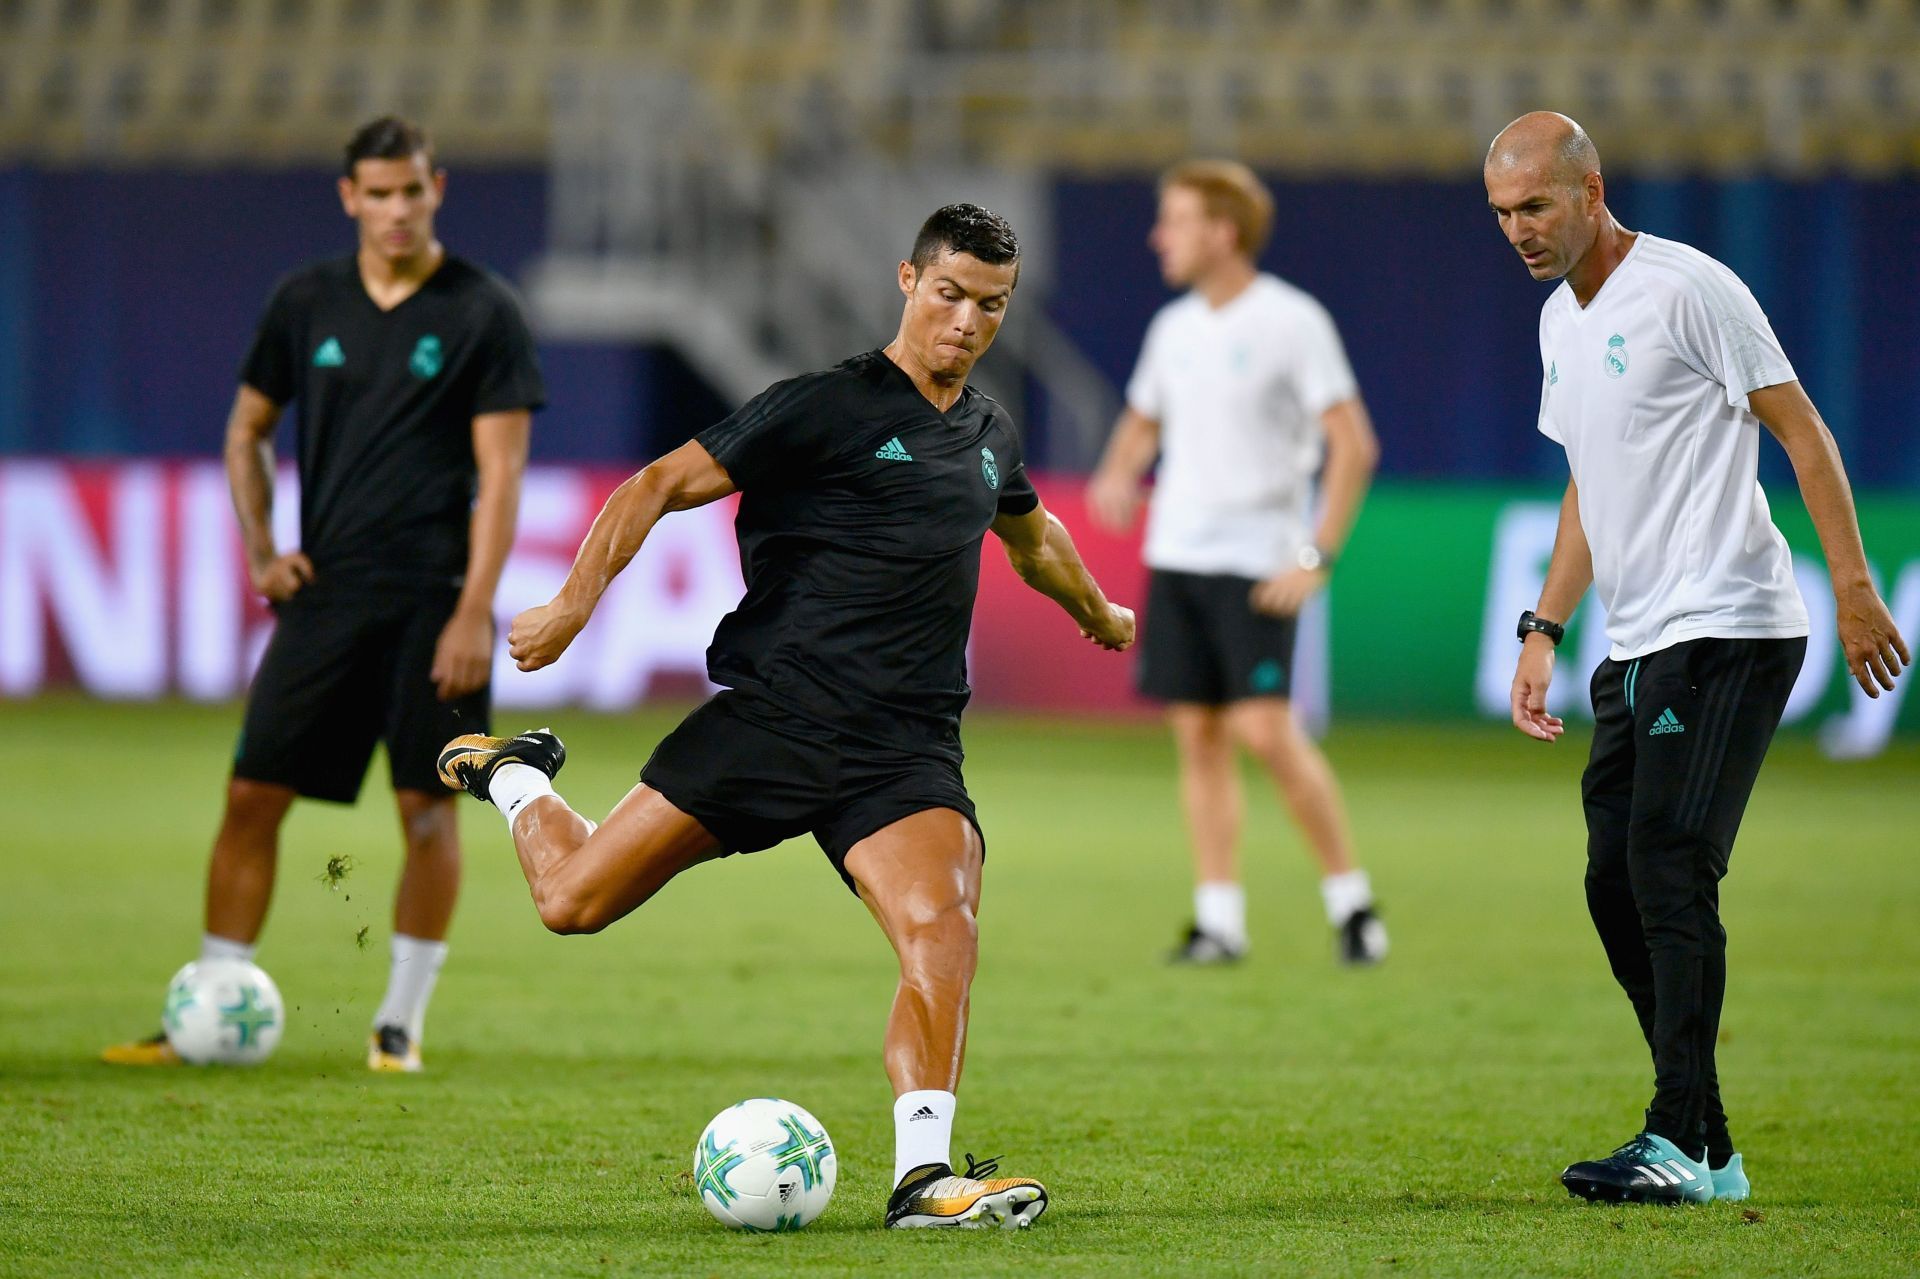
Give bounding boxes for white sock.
[1320,869,1373,926]
[371,934,449,1042]
[1194,882,1247,947]
[200,933,256,963]
[893,1089,957,1187]
[489,762,554,831]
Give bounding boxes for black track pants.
[1581,635,1806,1161]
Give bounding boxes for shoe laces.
[961,1152,1000,1180]
[1612,1134,1660,1162]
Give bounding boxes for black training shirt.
[240,254,545,586]
[697,350,1041,755]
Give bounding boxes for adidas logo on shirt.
[1649,707,1685,735]
[875,437,914,462]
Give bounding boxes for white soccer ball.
[161,959,285,1066]
[693,1098,837,1231]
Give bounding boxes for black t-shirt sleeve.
[473,288,547,414]
[696,373,838,490]
[238,276,300,404]
[994,413,1040,517]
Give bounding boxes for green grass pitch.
[3,696,1916,1277]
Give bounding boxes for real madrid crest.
[410,334,444,380]
[980,447,1000,489]
[1603,333,1628,379]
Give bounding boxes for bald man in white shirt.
[1486,111,1906,1206]
[1090,159,1387,967]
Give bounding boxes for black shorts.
[1136,568,1299,705]
[639,690,982,895]
[232,580,489,803]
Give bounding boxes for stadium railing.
[1,0,1914,174]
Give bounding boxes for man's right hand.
[250,551,314,603]
[508,600,589,672]
[1080,601,1136,652]
[1510,634,1564,743]
[1086,469,1142,533]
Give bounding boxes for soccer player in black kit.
[439,205,1134,1229]
[104,118,544,1072]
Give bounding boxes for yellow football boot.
[367,1025,423,1073]
[885,1154,1048,1229]
[436,728,565,800]
[101,1032,181,1066]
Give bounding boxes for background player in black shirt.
[104,118,544,1073]
[441,205,1134,1229]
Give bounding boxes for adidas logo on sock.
[1650,707,1686,735]
[875,437,914,462]
[907,1106,937,1121]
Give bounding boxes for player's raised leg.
[440,730,721,933]
[844,809,1047,1231]
[1223,697,1386,964]
[366,789,460,1072]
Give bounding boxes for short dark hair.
[909,203,1021,283]
[343,116,434,177]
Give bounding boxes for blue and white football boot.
[1709,1152,1750,1202]
[1561,1132,1714,1204]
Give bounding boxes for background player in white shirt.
[1089,160,1387,966]
[1486,112,1907,1205]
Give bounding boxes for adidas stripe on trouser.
[1579,636,1806,1161]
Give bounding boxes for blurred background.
[2,0,1917,751]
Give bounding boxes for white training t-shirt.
[1126,273,1358,578]
[1537,232,1810,660]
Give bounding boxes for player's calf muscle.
[531,887,608,935]
[526,852,628,935]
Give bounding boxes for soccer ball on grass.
[693,1098,837,1231]
[162,958,284,1065]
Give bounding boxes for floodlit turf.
[3,694,1917,1277]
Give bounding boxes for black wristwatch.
[1516,610,1565,646]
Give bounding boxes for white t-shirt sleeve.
[1536,367,1561,444]
[1536,312,1562,444]
[1289,300,1359,417]
[1667,263,1797,410]
[1124,311,1169,419]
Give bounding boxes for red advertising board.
[0,460,1164,716]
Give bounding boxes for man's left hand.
[1250,567,1328,617]
[431,607,495,701]
[1837,582,1910,697]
